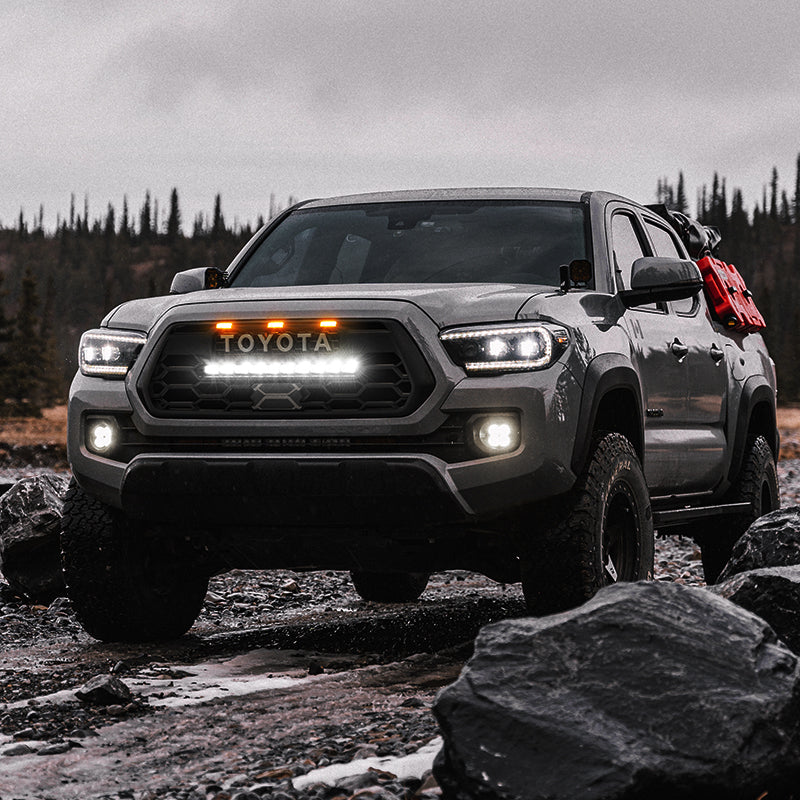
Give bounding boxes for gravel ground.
[0,460,798,799]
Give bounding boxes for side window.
[644,219,697,315]
[644,220,682,259]
[610,213,646,290]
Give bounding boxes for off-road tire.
[350,571,430,602]
[60,481,209,642]
[520,432,653,616]
[698,435,779,584]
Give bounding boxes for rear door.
[641,214,727,491]
[608,207,688,494]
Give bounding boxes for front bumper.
[68,301,581,531]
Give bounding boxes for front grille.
[140,319,435,418]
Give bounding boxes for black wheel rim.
[602,482,640,584]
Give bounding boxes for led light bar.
[204,356,360,378]
[463,359,551,372]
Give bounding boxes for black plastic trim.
[570,355,644,475]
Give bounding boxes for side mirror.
[619,257,702,308]
[170,267,227,294]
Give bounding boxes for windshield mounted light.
[439,323,568,374]
[79,329,147,378]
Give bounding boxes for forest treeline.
[0,167,798,416]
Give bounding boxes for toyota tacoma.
[61,188,779,641]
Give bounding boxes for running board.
[653,502,751,528]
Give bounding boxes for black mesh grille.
[140,320,434,418]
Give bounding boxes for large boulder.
[719,507,800,581]
[710,565,800,654]
[433,581,800,800]
[0,474,70,602]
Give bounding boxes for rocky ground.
[0,451,797,799]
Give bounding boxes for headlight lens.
[79,329,147,378]
[439,323,568,374]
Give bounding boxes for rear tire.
[520,432,653,616]
[698,435,779,584]
[60,481,209,642]
[350,571,430,602]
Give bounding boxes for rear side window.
[644,219,696,315]
[644,220,682,259]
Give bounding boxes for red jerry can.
[696,256,765,333]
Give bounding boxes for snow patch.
[292,737,442,789]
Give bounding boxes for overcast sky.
[2,0,799,231]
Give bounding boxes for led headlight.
[439,323,568,374]
[79,329,147,378]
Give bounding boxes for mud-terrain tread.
[350,571,430,603]
[520,432,653,616]
[699,435,779,584]
[61,481,209,642]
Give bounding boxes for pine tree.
[5,268,44,416]
[212,194,225,239]
[794,153,800,269]
[0,273,13,408]
[120,195,130,238]
[37,275,62,407]
[167,188,181,241]
[676,172,687,213]
[780,191,791,224]
[140,191,152,240]
[769,168,779,219]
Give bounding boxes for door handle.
[710,343,724,364]
[670,338,689,360]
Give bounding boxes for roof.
[302,187,594,208]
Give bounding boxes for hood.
[104,283,551,331]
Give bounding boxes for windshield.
[230,200,590,288]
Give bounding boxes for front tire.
[698,435,779,584]
[520,432,653,616]
[60,481,209,642]
[350,571,430,602]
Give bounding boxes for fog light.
[86,418,118,456]
[471,414,521,455]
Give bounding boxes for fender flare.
[571,354,644,475]
[727,376,779,484]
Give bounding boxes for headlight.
[79,329,147,378]
[439,323,569,374]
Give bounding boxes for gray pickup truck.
[62,188,779,641]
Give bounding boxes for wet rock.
[75,674,134,706]
[433,581,800,800]
[36,741,71,755]
[719,507,800,581]
[0,474,70,603]
[2,742,38,756]
[710,565,800,654]
[335,770,385,792]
